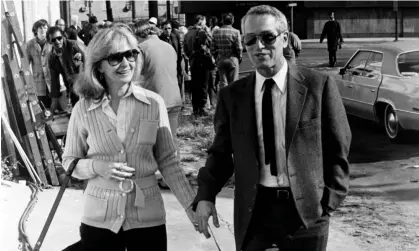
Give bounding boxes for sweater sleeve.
[62,101,97,179]
[153,95,196,210]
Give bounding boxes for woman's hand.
[186,207,199,232]
[93,160,135,181]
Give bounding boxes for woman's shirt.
[62,84,196,232]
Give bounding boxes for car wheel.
[384,105,403,142]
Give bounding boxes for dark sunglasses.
[51,36,63,43]
[164,27,172,30]
[243,31,284,46]
[106,49,139,66]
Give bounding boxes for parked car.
[335,41,419,142]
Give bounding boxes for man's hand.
[92,160,135,181]
[196,200,220,238]
[73,52,82,66]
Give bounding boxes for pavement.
[0,180,363,251]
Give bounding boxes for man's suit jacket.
[159,32,182,75]
[193,62,351,251]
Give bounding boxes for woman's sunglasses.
[106,49,139,66]
[51,36,63,43]
[243,31,284,46]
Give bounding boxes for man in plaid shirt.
[211,13,243,89]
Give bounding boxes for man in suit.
[159,21,184,103]
[320,11,344,67]
[193,5,351,251]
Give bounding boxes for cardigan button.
[119,215,124,219]
[130,128,135,133]
[120,149,125,154]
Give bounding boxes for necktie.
[262,79,277,176]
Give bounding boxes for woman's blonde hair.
[75,24,140,100]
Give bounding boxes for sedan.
[334,41,419,142]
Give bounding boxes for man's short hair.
[241,5,288,35]
[171,20,180,29]
[32,19,49,37]
[55,19,65,26]
[222,13,234,25]
[46,26,63,41]
[161,20,172,27]
[89,15,98,24]
[194,15,205,25]
[329,11,335,16]
[134,20,160,38]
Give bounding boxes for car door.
[352,52,383,120]
[338,50,371,115]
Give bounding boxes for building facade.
[180,1,419,39]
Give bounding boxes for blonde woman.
[63,24,197,251]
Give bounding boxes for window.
[347,51,371,76]
[398,50,419,75]
[364,52,383,77]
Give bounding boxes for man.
[320,11,343,67]
[65,15,81,41]
[55,19,66,32]
[211,12,243,89]
[47,26,84,110]
[193,5,351,251]
[81,15,99,45]
[149,17,158,26]
[184,15,214,116]
[159,21,184,102]
[135,21,182,147]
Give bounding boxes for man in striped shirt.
[211,13,243,89]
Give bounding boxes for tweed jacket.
[26,38,52,96]
[62,87,195,233]
[193,62,351,251]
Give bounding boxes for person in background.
[184,15,213,117]
[193,5,351,251]
[55,19,66,33]
[26,19,56,109]
[63,25,197,251]
[81,15,99,46]
[66,15,81,41]
[47,26,84,110]
[149,17,158,26]
[283,31,302,64]
[211,12,243,89]
[134,21,182,148]
[178,25,191,101]
[209,16,220,35]
[159,21,184,104]
[320,11,343,67]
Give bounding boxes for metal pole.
[395,10,398,41]
[166,0,171,20]
[89,1,92,16]
[131,1,136,21]
[290,6,294,32]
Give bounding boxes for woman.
[62,25,197,251]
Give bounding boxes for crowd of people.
[26,6,350,251]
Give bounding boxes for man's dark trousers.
[242,186,329,251]
[190,57,210,114]
[328,49,337,67]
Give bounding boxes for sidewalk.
[0,181,363,251]
[300,37,419,49]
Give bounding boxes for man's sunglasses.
[105,49,139,66]
[243,31,285,46]
[51,36,63,43]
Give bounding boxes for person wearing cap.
[149,17,158,26]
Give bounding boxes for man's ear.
[282,31,289,48]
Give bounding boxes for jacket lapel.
[285,63,307,155]
[235,73,259,162]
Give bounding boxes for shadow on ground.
[347,116,419,163]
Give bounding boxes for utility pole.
[288,2,297,32]
[394,0,398,41]
[132,1,136,21]
[149,0,158,19]
[105,0,113,21]
[166,0,171,20]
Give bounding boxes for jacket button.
[253,184,257,189]
[248,206,252,212]
[120,149,125,154]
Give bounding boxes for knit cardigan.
[62,88,196,233]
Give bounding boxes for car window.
[364,52,383,77]
[347,51,371,75]
[398,50,419,75]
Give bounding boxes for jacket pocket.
[136,186,166,224]
[83,195,108,223]
[137,120,158,144]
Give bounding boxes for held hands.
[73,53,82,66]
[186,207,199,232]
[196,200,220,238]
[93,160,135,181]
